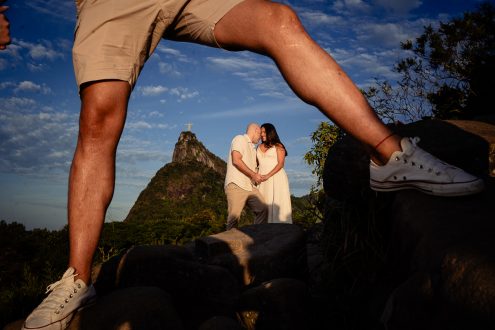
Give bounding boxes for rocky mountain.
[124,131,228,223]
[172,131,226,177]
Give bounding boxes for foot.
[22,267,96,330]
[370,137,484,196]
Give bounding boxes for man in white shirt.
[225,123,268,230]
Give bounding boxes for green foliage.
[291,190,325,228]
[364,2,495,121]
[304,122,343,188]
[125,161,228,223]
[313,193,390,328]
[0,220,69,328]
[95,210,227,263]
[299,122,343,228]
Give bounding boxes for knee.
[79,88,127,145]
[264,3,305,41]
[79,106,123,146]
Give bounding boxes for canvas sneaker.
[370,137,484,196]
[22,267,96,330]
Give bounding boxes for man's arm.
[0,0,10,50]
[232,150,262,184]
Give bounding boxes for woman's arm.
[262,146,286,180]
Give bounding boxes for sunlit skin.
[68,0,402,284]
[2,0,403,285]
[0,0,10,50]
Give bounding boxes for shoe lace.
[38,272,83,315]
[401,137,451,176]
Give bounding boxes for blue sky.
[0,0,487,230]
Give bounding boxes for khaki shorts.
[73,0,245,89]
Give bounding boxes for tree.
[364,2,495,121]
[301,122,343,224]
[304,121,343,188]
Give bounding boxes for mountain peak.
[172,131,226,176]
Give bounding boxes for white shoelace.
[402,137,455,177]
[37,272,82,315]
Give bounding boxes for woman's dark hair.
[261,123,287,156]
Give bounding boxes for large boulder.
[195,224,307,286]
[237,278,310,330]
[113,245,240,328]
[67,287,183,330]
[323,119,495,328]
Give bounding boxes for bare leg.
[68,81,130,284]
[215,0,400,163]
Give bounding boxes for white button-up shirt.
[225,134,257,191]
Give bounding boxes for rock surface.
[323,119,495,329]
[195,224,307,286]
[5,224,309,330]
[172,131,226,176]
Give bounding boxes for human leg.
[213,0,399,164]
[22,81,130,330]
[214,0,483,195]
[225,183,249,230]
[68,81,131,284]
[246,189,268,225]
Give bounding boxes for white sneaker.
[22,267,96,330]
[370,137,484,196]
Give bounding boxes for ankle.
[71,267,91,285]
[372,135,402,165]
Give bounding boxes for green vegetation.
[364,2,495,122]
[303,5,495,325]
[0,221,69,327]
[3,5,492,328]
[125,161,228,223]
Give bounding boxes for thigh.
[73,0,188,89]
[213,0,288,52]
[166,0,245,47]
[225,183,249,215]
[246,189,266,214]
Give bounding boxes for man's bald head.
[246,123,261,144]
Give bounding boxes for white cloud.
[373,0,422,14]
[0,42,22,59]
[285,168,316,196]
[117,149,169,165]
[169,87,199,101]
[299,10,343,26]
[126,121,153,130]
[25,0,76,22]
[207,55,290,98]
[1,97,38,111]
[27,62,49,72]
[156,45,190,62]
[158,62,181,76]
[17,40,65,61]
[14,81,52,94]
[332,0,371,14]
[327,47,398,81]
[139,85,169,96]
[0,105,78,176]
[0,82,16,90]
[148,111,164,118]
[356,22,412,48]
[207,56,275,72]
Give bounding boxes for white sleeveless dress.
[256,146,293,223]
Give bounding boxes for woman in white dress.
[257,123,292,223]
